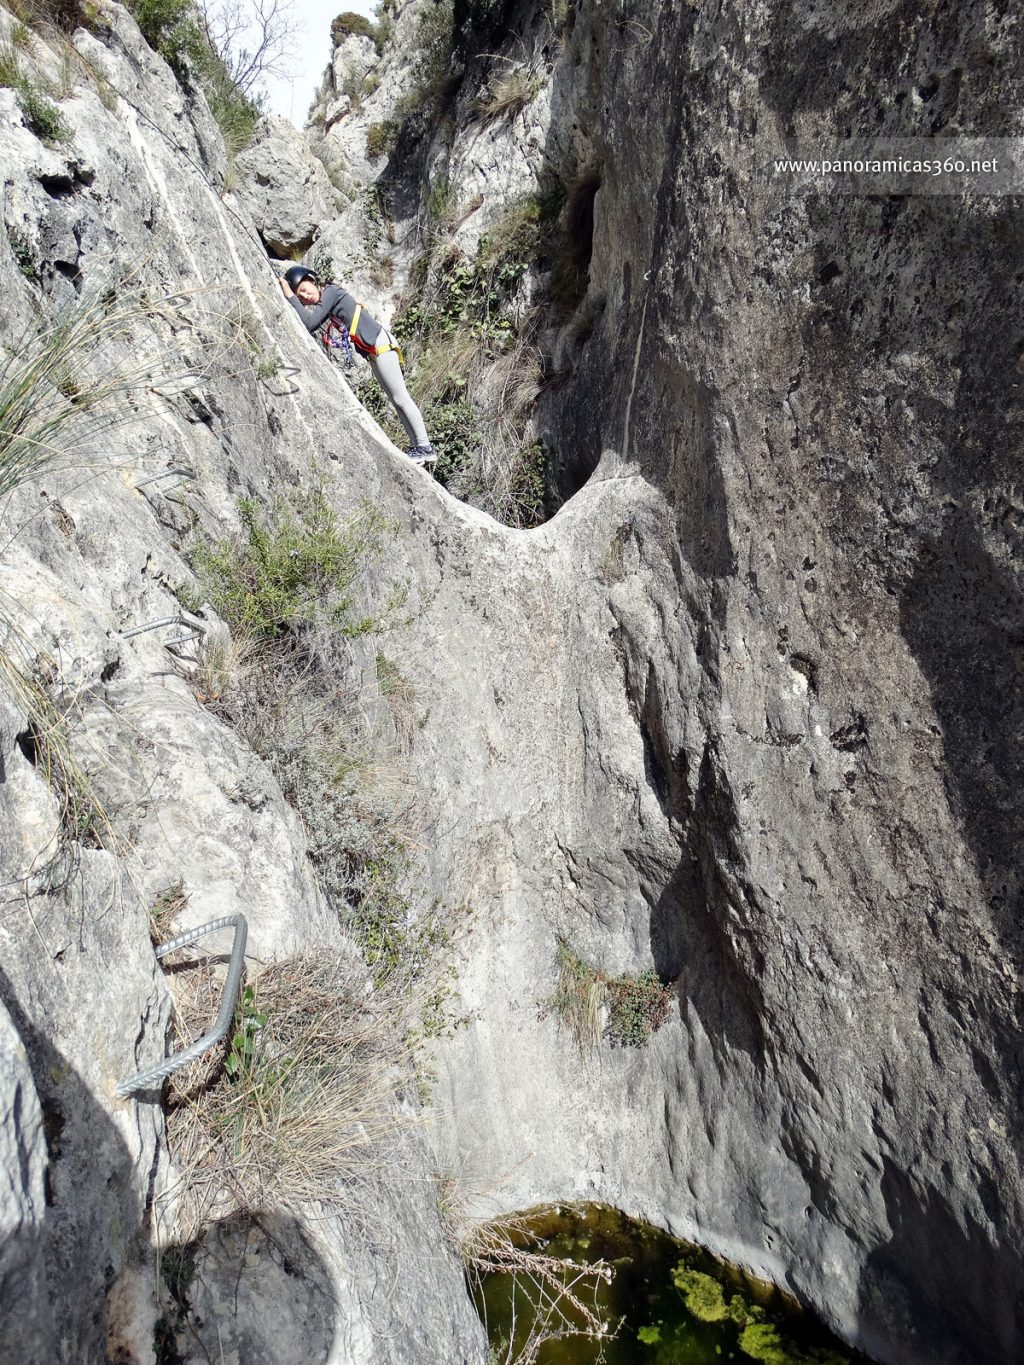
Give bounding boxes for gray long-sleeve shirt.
[288,283,384,351]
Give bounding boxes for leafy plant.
[0,42,70,143]
[189,494,387,640]
[223,984,267,1080]
[366,119,397,159]
[150,879,190,943]
[550,939,674,1051]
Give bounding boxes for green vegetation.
[189,495,382,640]
[331,6,393,55]
[475,1204,857,1365]
[127,0,262,152]
[551,939,674,1051]
[225,301,281,381]
[8,228,38,281]
[375,192,560,526]
[667,1258,852,1364]
[330,10,376,45]
[9,0,85,31]
[672,1268,734,1323]
[366,118,397,159]
[0,41,69,144]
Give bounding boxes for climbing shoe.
[408,445,437,466]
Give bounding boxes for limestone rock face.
[0,994,51,1364]
[233,115,335,257]
[0,1,1021,1363]
[0,4,487,1362]
[295,3,1024,1364]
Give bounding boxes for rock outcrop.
[0,4,486,1361]
[293,3,1024,1364]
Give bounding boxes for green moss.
[672,1268,731,1323]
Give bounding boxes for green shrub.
[550,939,674,1051]
[0,45,69,143]
[190,494,385,640]
[17,77,68,142]
[366,119,397,159]
[330,11,376,45]
[129,0,202,76]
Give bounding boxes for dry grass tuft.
[473,61,543,122]
[164,952,412,1240]
[0,638,115,890]
[437,1181,614,1365]
[0,275,192,500]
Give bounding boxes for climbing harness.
[321,306,405,369]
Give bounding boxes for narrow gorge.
[0,2,1021,1363]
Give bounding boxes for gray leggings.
[368,337,430,448]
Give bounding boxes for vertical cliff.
[1,0,1022,1362]
[296,3,1024,1363]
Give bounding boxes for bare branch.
[201,0,296,98]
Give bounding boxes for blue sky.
[263,0,377,123]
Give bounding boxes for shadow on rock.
[644,742,767,1069]
[855,1155,1022,1365]
[161,1211,339,1365]
[0,962,145,1365]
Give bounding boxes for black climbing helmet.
[284,264,317,291]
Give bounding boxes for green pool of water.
[474,1204,865,1365]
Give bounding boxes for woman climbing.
[278,265,436,466]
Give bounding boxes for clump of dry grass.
[437,1179,614,1365]
[164,952,411,1240]
[550,938,674,1053]
[473,337,545,528]
[0,638,115,891]
[473,61,543,122]
[0,275,192,500]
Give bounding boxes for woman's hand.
[279,277,294,298]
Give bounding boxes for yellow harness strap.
[350,301,405,367]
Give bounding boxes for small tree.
[200,0,295,98]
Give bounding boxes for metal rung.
[117,913,248,1097]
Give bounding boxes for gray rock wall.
[0,4,488,1361]
[317,3,1024,1364]
[0,0,1020,1362]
